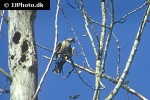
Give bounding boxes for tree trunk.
[8,10,38,100]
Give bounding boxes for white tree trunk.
[8,10,38,100]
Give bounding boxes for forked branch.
[43,55,147,100]
[106,4,150,100]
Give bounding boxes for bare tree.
[0,10,38,100]
[49,0,149,100]
[0,0,150,100]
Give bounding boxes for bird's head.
[66,37,75,43]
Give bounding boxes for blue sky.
[0,0,150,100]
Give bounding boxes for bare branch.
[0,10,4,37]
[0,67,12,81]
[93,0,107,99]
[76,68,95,90]
[67,0,80,13]
[89,23,99,43]
[0,10,8,23]
[67,56,95,90]
[0,79,10,95]
[106,4,150,100]
[36,43,53,52]
[67,0,110,29]
[32,0,60,99]
[0,87,10,95]
[115,1,148,24]
[102,74,148,100]
[112,33,121,79]
[79,0,97,56]
[98,0,115,79]
[63,58,75,79]
[72,62,148,100]
[43,55,148,100]
[89,18,110,28]
[106,0,112,17]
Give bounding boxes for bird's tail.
[53,57,66,74]
[53,64,63,74]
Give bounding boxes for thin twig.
[112,33,121,79]
[63,58,75,79]
[67,0,109,29]
[0,10,4,37]
[100,0,114,72]
[32,0,60,99]
[3,78,8,90]
[106,0,112,17]
[36,43,53,52]
[106,4,150,100]
[89,23,99,43]
[0,67,12,81]
[76,68,95,90]
[115,1,148,24]
[0,87,10,95]
[0,10,8,23]
[0,79,10,95]
[68,0,108,28]
[126,91,130,100]
[89,18,110,28]
[67,0,80,13]
[79,0,97,56]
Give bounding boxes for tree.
[1,10,38,100]
[0,0,150,100]
[8,10,38,100]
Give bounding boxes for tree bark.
[8,10,38,100]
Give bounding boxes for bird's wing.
[56,39,74,59]
[64,46,75,60]
[56,41,62,58]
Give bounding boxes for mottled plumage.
[53,37,75,74]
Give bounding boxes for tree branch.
[36,43,53,52]
[115,1,148,24]
[0,79,10,95]
[75,68,95,90]
[93,0,107,99]
[43,55,147,100]
[79,0,97,56]
[68,60,148,100]
[32,0,60,99]
[0,87,10,95]
[102,74,148,100]
[106,4,150,100]
[63,58,75,79]
[0,10,8,23]
[0,67,12,81]
[112,33,121,79]
[0,10,5,37]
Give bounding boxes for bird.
[53,37,75,74]
[69,94,80,100]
